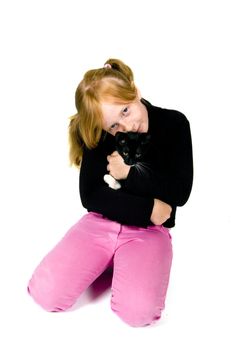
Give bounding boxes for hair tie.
[104,63,112,69]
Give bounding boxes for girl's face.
[100,96,149,136]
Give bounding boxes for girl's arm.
[79,141,154,227]
[124,113,193,207]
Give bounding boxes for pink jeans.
[28,212,173,327]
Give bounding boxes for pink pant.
[28,212,173,327]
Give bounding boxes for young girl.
[27,58,193,327]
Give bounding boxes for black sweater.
[79,98,193,228]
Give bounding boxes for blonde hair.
[68,58,137,167]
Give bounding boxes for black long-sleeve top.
[79,98,193,228]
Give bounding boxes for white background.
[0,0,232,349]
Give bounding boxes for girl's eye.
[110,123,119,130]
[123,107,128,113]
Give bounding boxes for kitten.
[104,131,151,190]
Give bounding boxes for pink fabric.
[28,212,173,327]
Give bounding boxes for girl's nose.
[119,121,133,132]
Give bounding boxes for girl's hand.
[150,199,172,225]
[107,151,130,180]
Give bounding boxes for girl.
[27,58,193,327]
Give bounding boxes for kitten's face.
[115,132,151,166]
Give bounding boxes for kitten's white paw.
[103,174,121,190]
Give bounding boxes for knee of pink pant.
[27,278,75,312]
[111,301,162,327]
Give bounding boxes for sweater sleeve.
[79,141,154,227]
[124,113,193,206]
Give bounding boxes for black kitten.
[115,131,151,165]
[104,132,151,190]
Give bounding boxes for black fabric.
[79,98,193,228]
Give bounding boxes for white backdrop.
[0,0,232,349]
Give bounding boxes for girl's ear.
[136,86,142,99]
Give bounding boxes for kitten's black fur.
[115,131,151,166]
[104,131,151,190]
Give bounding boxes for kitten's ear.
[141,133,151,144]
[145,134,151,142]
[115,131,126,143]
[115,131,121,139]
